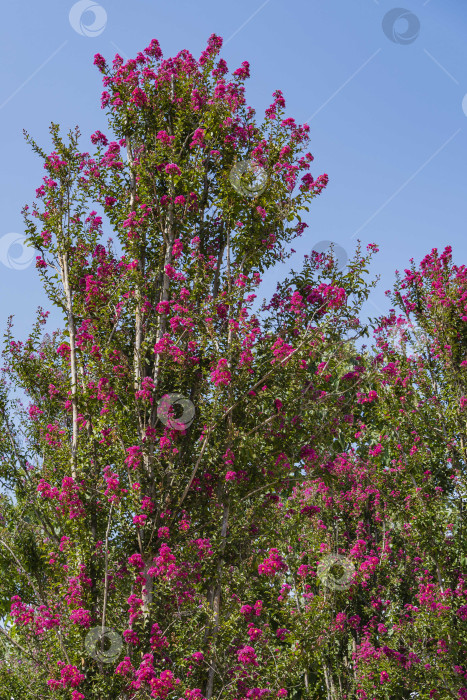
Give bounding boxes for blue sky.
[1,0,466,345]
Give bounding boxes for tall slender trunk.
[149,194,175,432]
[205,225,235,698]
[205,498,230,699]
[141,559,154,626]
[59,249,78,481]
[323,659,338,700]
[126,136,143,397]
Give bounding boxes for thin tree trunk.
[126,135,143,396]
[141,559,154,626]
[323,659,337,700]
[59,249,78,481]
[149,193,175,440]
[97,504,113,675]
[205,499,230,699]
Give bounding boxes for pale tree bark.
[141,559,154,626]
[205,498,230,699]
[98,504,113,675]
[101,504,113,632]
[283,554,309,692]
[323,659,338,700]
[45,187,80,482]
[147,189,176,487]
[126,135,144,396]
[205,223,235,698]
[58,246,78,481]
[150,193,175,397]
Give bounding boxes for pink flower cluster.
[125,445,142,469]
[116,653,180,698]
[10,596,60,635]
[237,645,258,666]
[69,608,92,627]
[190,128,205,149]
[135,376,155,402]
[47,663,85,690]
[147,544,178,580]
[271,338,294,364]
[317,283,347,309]
[258,549,288,576]
[37,476,85,519]
[189,538,213,558]
[210,358,231,386]
[225,470,249,482]
[240,601,263,618]
[103,465,122,502]
[150,623,169,650]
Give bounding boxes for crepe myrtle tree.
[268,247,467,700]
[0,34,380,699]
[352,246,467,700]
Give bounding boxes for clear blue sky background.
[1,0,466,346]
